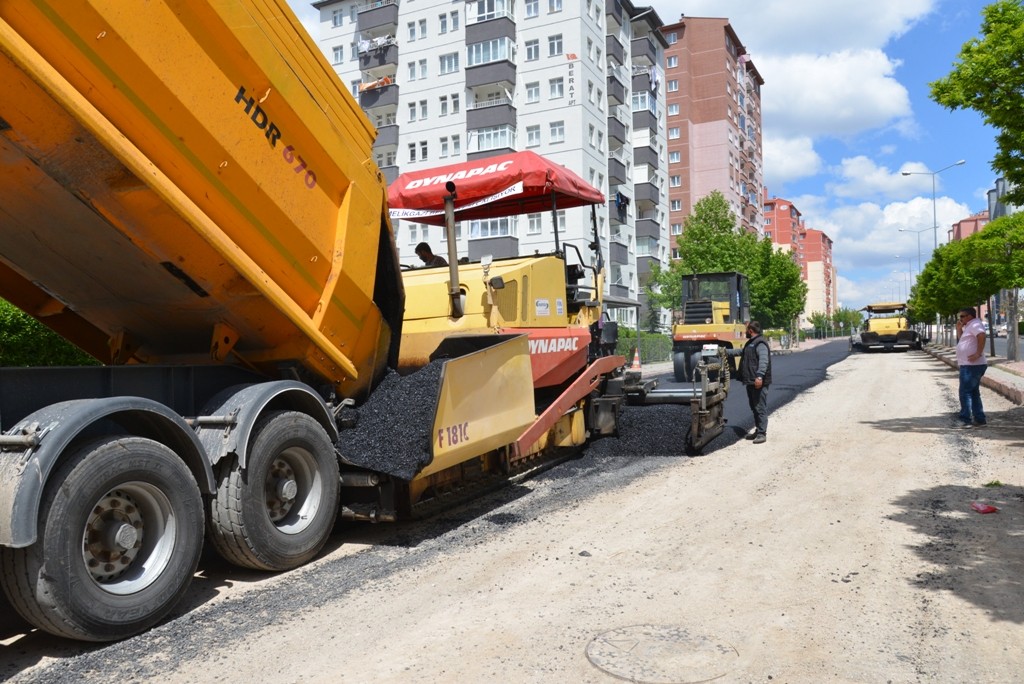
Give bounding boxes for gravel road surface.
[3,345,1023,683]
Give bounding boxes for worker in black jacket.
[726,320,772,444]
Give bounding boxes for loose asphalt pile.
[585,404,693,457]
[337,362,444,480]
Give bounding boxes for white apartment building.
[313,0,669,328]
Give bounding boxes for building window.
[525,39,540,61]
[548,34,563,56]
[332,46,344,64]
[526,81,540,103]
[525,0,538,18]
[549,120,565,143]
[420,141,428,160]
[408,143,417,163]
[439,13,448,34]
[669,151,681,163]
[468,38,515,66]
[549,77,564,98]
[452,94,460,114]
[350,79,360,97]
[668,103,679,116]
[667,80,678,92]
[669,127,680,139]
[408,102,416,122]
[451,11,460,30]
[667,32,678,44]
[350,41,358,61]
[407,62,417,81]
[549,0,563,12]
[475,0,511,22]
[331,9,343,27]
[587,80,595,103]
[407,22,416,41]
[440,137,450,158]
[667,55,678,68]
[472,125,516,152]
[419,59,427,79]
[526,125,541,147]
[670,175,681,187]
[470,217,515,238]
[671,223,682,235]
[588,124,596,148]
[440,52,460,75]
[587,37,594,60]
[419,19,427,38]
[527,213,542,235]
[420,100,428,119]
[670,199,682,211]
[452,134,461,155]
[440,95,448,116]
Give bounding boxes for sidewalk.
[923,344,1024,405]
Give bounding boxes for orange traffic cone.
[631,347,642,370]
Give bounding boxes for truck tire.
[0,436,203,642]
[672,350,691,382]
[208,410,339,571]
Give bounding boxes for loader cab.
[680,271,750,326]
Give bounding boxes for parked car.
[996,323,1008,338]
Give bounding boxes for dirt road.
[6,349,1024,683]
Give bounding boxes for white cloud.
[653,0,934,54]
[828,156,920,200]
[759,50,912,140]
[763,135,822,185]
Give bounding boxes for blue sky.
[288,0,1000,311]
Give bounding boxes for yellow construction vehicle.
[0,0,633,642]
[671,272,750,381]
[850,302,922,352]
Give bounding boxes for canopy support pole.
[444,182,463,318]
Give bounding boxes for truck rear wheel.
[208,411,339,571]
[0,436,203,641]
[672,350,691,382]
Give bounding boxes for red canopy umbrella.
[387,150,605,225]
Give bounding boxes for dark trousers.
[746,384,768,436]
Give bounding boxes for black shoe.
[973,420,987,428]
[752,434,767,444]
[954,421,973,430]
[744,428,757,440]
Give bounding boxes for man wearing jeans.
[955,307,987,428]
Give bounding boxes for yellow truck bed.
[0,0,401,398]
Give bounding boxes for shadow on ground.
[889,483,1024,624]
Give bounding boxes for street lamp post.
[898,226,931,278]
[901,159,966,251]
[902,159,966,344]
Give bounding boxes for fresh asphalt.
[649,339,851,452]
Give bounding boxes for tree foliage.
[930,0,1024,206]
[0,299,97,367]
[645,191,807,329]
[910,212,1024,318]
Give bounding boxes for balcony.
[605,34,624,65]
[358,40,398,74]
[466,60,517,89]
[379,165,399,186]
[606,0,624,31]
[607,115,626,146]
[469,236,519,261]
[374,123,398,149]
[467,146,516,162]
[634,145,659,171]
[607,71,626,106]
[635,216,661,239]
[357,0,398,32]
[632,68,651,93]
[636,254,659,278]
[632,108,657,134]
[607,156,626,185]
[634,181,659,206]
[610,283,631,298]
[631,35,658,66]
[359,81,398,109]
[466,15,515,43]
[609,241,629,265]
[467,98,516,130]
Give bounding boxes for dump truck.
[849,302,921,352]
[0,0,728,643]
[671,272,750,382]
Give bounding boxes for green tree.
[0,299,97,367]
[807,311,830,336]
[931,0,1024,206]
[832,307,864,333]
[645,191,804,327]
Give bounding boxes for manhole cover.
[586,625,738,683]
